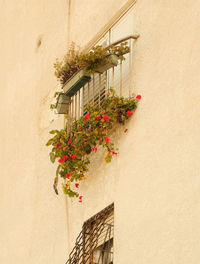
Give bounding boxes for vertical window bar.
[99,74,101,107]
[93,75,95,104]
[120,60,122,96]
[82,86,85,115]
[111,67,114,89]
[78,90,81,119]
[75,94,77,120]
[105,71,108,93]
[88,81,90,106]
[129,38,132,97]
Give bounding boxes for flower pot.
[56,93,71,114]
[63,70,91,96]
[94,54,118,74]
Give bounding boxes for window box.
[63,70,91,97]
[94,54,118,74]
[56,93,70,114]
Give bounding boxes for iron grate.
[65,203,114,264]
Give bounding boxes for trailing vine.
[46,90,141,202]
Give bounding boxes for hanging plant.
[46,90,141,201]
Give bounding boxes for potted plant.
[56,93,71,114]
[54,42,130,98]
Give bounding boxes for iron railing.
[65,203,114,264]
[65,35,138,128]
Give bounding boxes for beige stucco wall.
[0,0,130,264]
[66,1,200,264]
[1,0,200,263]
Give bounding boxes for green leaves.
[46,138,53,146]
[50,152,56,163]
[46,92,139,199]
[49,130,59,134]
[54,42,130,85]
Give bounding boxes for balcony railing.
[64,35,139,129]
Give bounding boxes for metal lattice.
[65,203,114,264]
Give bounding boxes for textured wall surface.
[0,0,129,263]
[67,1,200,264]
[1,0,200,263]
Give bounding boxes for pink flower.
[56,144,61,148]
[136,94,141,100]
[75,183,79,188]
[58,158,64,163]
[105,137,110,143]
[103,114,110,121]
[92,147,98,152]
[95,115,101,120]
[66,173,71,179]
[68,140,72,144]
[124,129,128,133]
[63,155,69,161]
[71,154,77,159]
[127,110,133,116]
[84,113,90,120]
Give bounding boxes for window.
[66,6,137,125]
[65,203,114,264]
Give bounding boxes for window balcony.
[62,35,139,129]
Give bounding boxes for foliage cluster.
[46,90,141,200]
[54,42,130,85]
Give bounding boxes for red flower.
[124,129,128,133]
[79,195,83,202]
[103,114,110,121]
[66,173,71,179]
[92,147,98,152]
[68,140,72,144]
[75,183,79,188]
[71,154,77,159]
[56,144,61,148]
[127,110,133,116]
[84,113,90,120]
[108,150,112,153]
[105,137,110,143]
[63,155,69,161]
[95,115,101,120]
[112,151,118,155]
[58,158,64,163]
[106,93,110,97]
[136,94,141,99]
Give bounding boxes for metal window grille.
[65,36,138,131]
[65,203,114,264]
